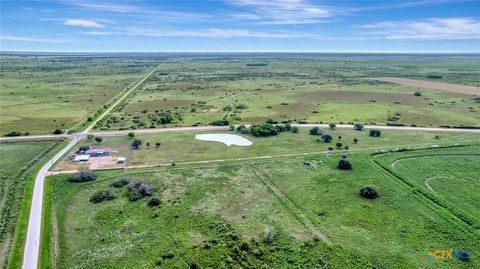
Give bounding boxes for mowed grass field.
[0,140,62,268]
[49,145,479,269]
[97,55,480,131]
[56,128,480,169]
[0,55,158,135]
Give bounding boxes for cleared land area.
[48,144,479,269]
[55,129,480,170]
[0,55,157,135]
[0,140,62,268]
[368,77,480,94]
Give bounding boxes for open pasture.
[0,55,157,135]
[97,55,480,131]
[50,145,480,268]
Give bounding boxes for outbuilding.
[117,157,126,163]
[74,154,90,162]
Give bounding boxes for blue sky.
[1,0,479,52]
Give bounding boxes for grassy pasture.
[49,146,480,268]
[0,140,62,268]
[0,56,157,135]
[98,56,480,131]
[56,129,480,170]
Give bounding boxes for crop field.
[56,128,480,170]
[95,55,480,131]
[49,144,479,269]
[0,55,158,135]
[0,140,62,267]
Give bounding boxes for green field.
[94,55,480,131]
[57,128,480,169]
[0,56,158,135]
[49,144,479,268]
[0,140,62,268]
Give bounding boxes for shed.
[74,155,90,162]
[117,157,126,163]
[85,149,110,157]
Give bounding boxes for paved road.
[22,132,85,269]
[21,63,162,269]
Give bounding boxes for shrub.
[95,136,103,143]
[250,124,278,137]
[359,187,378,199]
[128,132,135,138]
[236,103,248,109]
[263,228,275,243]
[353,124,364,131]
[353,138,359,144]
[309,126,322,136]
[291,126,299,133]
[337,157,352,170]
[336,142,342,148]
[284,123,292,131]
[131,139,143,149]
[53,128,63,134]
[322,134,332,143]
[210,119,229,126]
[69,169,96,183]
[155,142,161,148]
[458,250,470,261]
[127,180,156,201]
[329,123,336,129]
[4,131,23,137]
[414,91,422,96]
[89,189,116,203]
[147,196,161,207]
[369,129,381,137]
[111,176,129,188]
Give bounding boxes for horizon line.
[2,50,480,54]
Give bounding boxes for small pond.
[195,133,253,146]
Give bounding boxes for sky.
[1,0,479,52]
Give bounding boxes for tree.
[336,142,343,148]
[128,132,135,138]
[369,129,381,137]
[146,142,150,147]
[414,91,422,96]
[328,146,334,151]
[309,126,322,136]
[353,124,364,131]
[321,134,332,143]
[95,136,103,144]
[155,142,161,148]
[344,145,349,150]
[291,126,299,133]
[131,139,142,150]
[87,116,93,122]
[210,119,229,126]
[77,145,90,153]
[329,123,336,129]
[353,138,359,144]
[69,169,96,183]
[53,128,63,134]
[284,123,292,131]
[147,197,161,207]
[337,156,352,170]
[359,187,378,199]
[250,124,279,137]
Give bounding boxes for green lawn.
[49,145,479,268]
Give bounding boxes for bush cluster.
[68,170,96,183]
[210,119,230,126]
[250,124,279,137]
[337,156,352,170]
[127,180,156,201]
[111,176,130,188]
[89,189,116,203]
[148,196,161,207]
[359,187,378,199]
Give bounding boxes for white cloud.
[64,19,105,28]
[361,18,480,40]
[84,28,312,39]
[62,0,135,13]
[0,35,72,43]
[229,0,331,24]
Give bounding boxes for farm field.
[55,128,480,170]
[0,55,158,135]
[0,140,62,268]
[95,55,480,131]
[49,144,479,269]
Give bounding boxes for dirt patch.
[297,90,426,106]
[89,156,124,169]
[368,77,480,95]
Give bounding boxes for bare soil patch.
[368,77,480,95]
